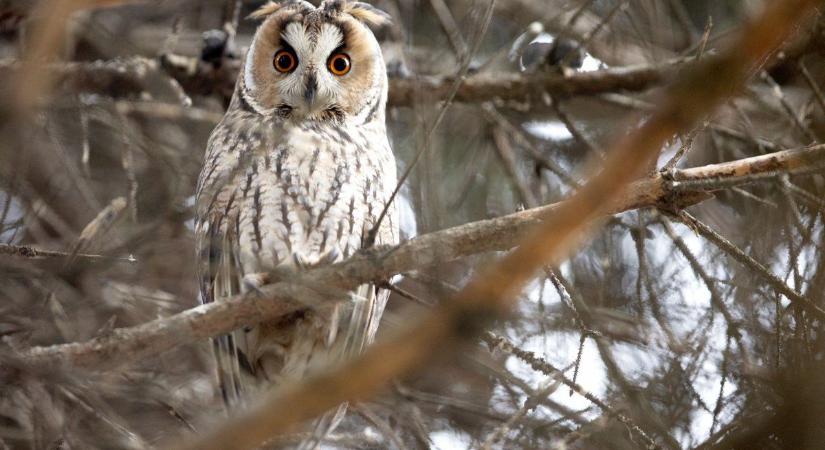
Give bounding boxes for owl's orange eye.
[274,49,297,73]
[327,53,351,76]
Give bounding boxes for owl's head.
[239,0,391,124]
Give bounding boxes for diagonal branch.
[168,2,818,449]
[17,144,825,373]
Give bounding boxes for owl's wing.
[196,213,250,408]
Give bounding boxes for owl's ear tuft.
[343,2,392,27]
[248,0,309,20]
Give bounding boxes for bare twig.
[68,196,127,261]
[658,217,747,359]
[759,71,817,143]
[428,0,467,58]
[798,60,825,115]
[483,332,659,449]
[665,144,825,191]
[492,126,540,208]
[480,376,561,450]
[0,243,135,262]
[482,104,580,188]
[366,0,496,246]
[675,211,825,320]
[548,95,600,156]
[353,404,409,450]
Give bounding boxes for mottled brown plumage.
[195,1,396,446]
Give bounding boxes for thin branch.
[428,0,467,58]
[353,404,409,450]
[759,71,818,143]
[366,0,496,246]
[480,375,561,450]
[798,60,825,115]
[665,144,825,191]
[492,126,540,208]
[675,211,825,321]
[483,332,659,449]
[0,243,135,263]
[658,217,748,360]
[548,95,600,156]
[482,103,580,188]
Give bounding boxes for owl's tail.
[296,404,347,450]
[293,283,386,449]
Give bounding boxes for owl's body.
[195,0,397,438]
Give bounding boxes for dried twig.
[366,0,496,246]
[676,211,825,320]
[0,243,135,262]
[483,332,659,449]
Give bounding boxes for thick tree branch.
[17,144,825,373]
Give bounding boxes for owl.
[195,0,398,446]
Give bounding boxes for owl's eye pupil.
[333,58,347,72]
[274,50,297,73]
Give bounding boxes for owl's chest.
[228,125,393,269]
[268,125,388,219]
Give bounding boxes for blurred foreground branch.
[11,0,154,114]
[149,1,822,448]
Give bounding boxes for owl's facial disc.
[243,5,386,123]
[275,22,350,120]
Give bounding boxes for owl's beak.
[303,73,317,107]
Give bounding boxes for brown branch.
[0,56,680,107]
[170,2,817,449]
[482,332,659,449]
[0,243,135,263]
[666,144,825,191]
[17,144,825,372]
[388,60,679,105]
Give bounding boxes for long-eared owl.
[195,0,398,443]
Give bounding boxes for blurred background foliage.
[1,0,825,449]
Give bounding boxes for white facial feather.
[314,24,347,105]
[277,23,347,111]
